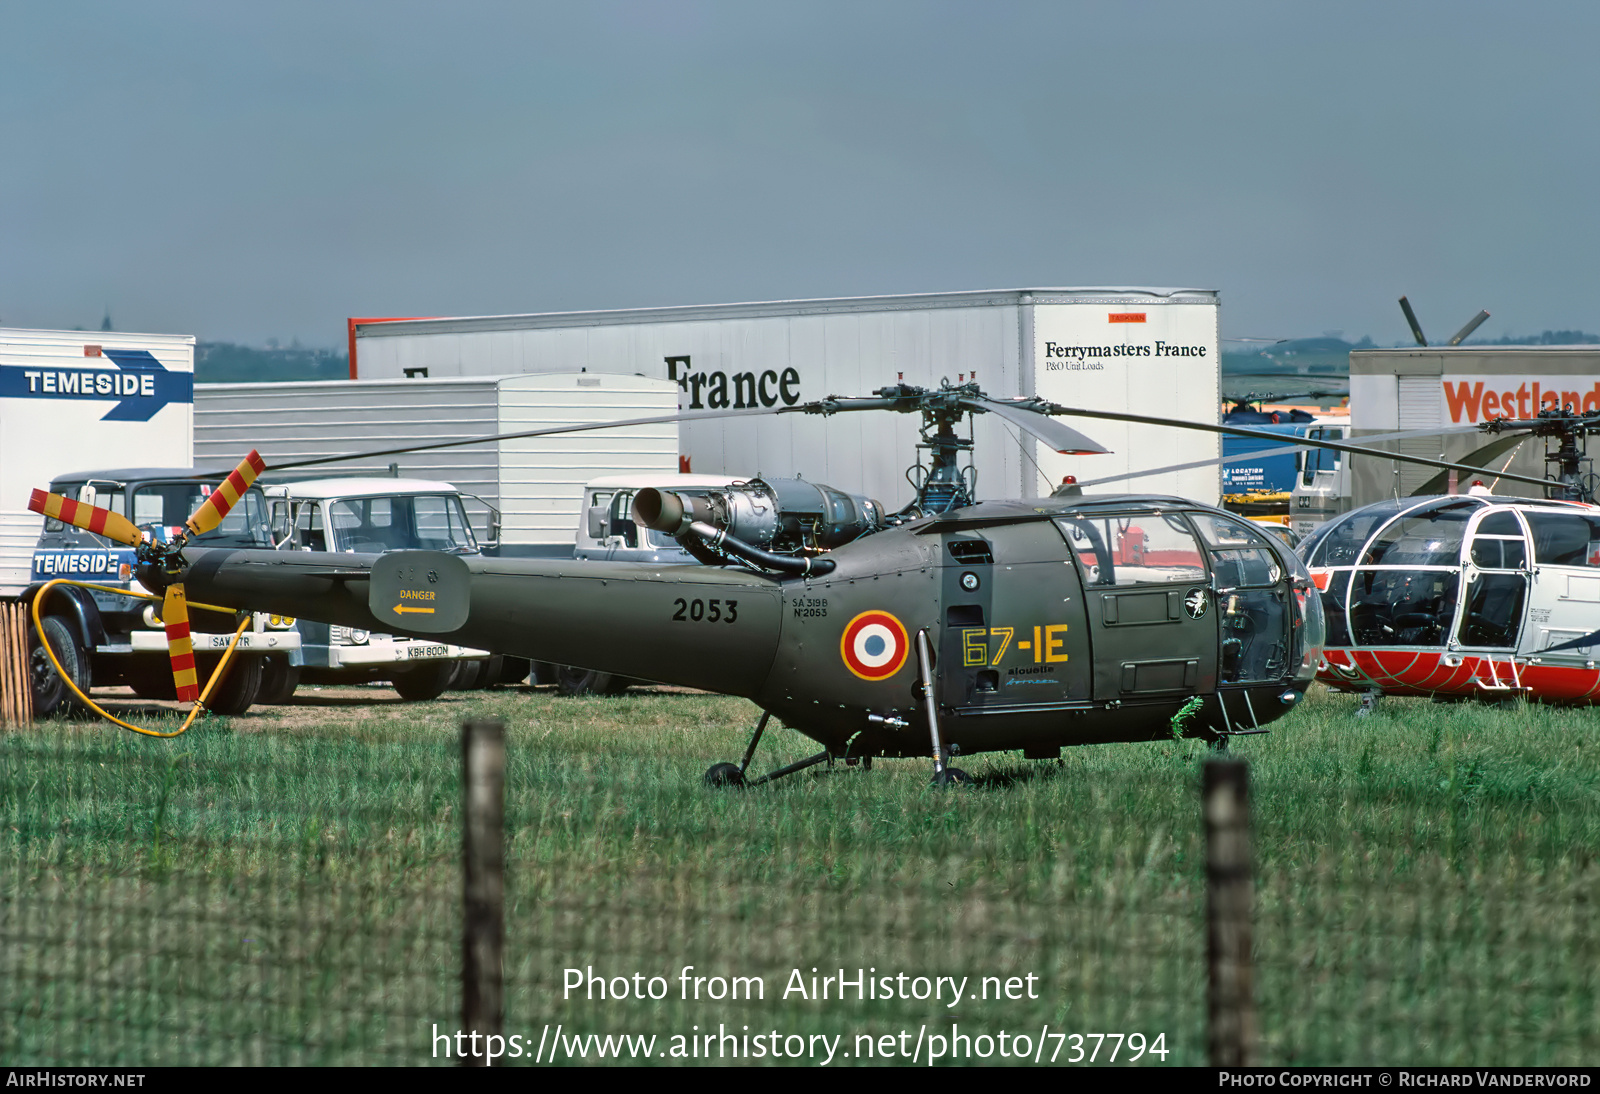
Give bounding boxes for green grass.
[1,686,1596,1065]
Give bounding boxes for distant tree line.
[196,342,348,383]
[1463,330,1600,346]
[1223,330,1600,378]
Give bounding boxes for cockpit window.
[1190,513,1283,589]
[1524,512,1600,567]
[1055,513,1206,586]
[1303,498,1414,567]
[1359,502,1477,567]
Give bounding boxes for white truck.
[1,327,298,716]
[258,476,497,700]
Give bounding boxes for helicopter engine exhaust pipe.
[634,489,837,577]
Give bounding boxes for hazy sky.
[3,1,1596,348]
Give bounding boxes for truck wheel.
[452,659,498,690]
[202,656,263,716]
[31,615,89,718]
[555,666,630,696]
[479,655,505,689]
[256,655,302,705]
[393,661,453,701]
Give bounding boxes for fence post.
[1204,757,1255,1067]
[2,603,32,728]
[461,716,506,1066]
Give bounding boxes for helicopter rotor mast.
[785,379,1107,516]
[1482,410,1600,502]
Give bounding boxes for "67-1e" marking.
[672,598,738,623]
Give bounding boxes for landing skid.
[703,711,872,789]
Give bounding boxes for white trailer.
[349,289,1223,507]
[0,328,298,716]
[1,327,194,593]
[195,372,680,555]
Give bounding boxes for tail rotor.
[29,450,265,709]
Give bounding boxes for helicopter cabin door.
[1056,512,1218,701]
[938,521,1091,711]
[1455,509,1531,652]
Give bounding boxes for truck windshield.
[325,495,479,553]
[131,482,273,548]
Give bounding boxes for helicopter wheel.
[933,766,971,787]
[703,762,746,789]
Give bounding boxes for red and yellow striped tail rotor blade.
[185,450,266,537]
[28,489,145,548]
[162,584,201,705]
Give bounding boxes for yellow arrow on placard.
[394,603,437,615]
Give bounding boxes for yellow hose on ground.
[30,578,252,738]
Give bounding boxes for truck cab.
[259,478,496,699]
[1288,426,1350,539]
[29,466,302,716]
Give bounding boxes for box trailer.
[1,327,194,593]
[0,328,299,716]
[1292,346,1600,535]
[195,372,680,555]
[348,288,1223,508]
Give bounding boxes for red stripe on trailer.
[347,318,434,379]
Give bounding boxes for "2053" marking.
[672,598,738,623]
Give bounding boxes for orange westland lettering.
[1443,380,1483,423]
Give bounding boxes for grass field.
[1,683,1596,1066]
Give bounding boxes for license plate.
[202,634,236,649]
[407,644,449,660]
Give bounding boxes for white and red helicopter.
[1057,400,1600,707]
[1297,410,1600,705]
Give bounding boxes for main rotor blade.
[1541,628,1600,654]
[1447,310,1490,346]
[1408,433,1528,496]
[1073,425,1482,489]
[1032,402,1556,492]
[186,450,267,536]
[264,406,788,472]
[162,584,201,704]
[968,397,1109,454]
[28,490,144,547]
[1399,296,1429,347]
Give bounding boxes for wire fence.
[1,717,1595,1066]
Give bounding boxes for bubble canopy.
[1299,495,1600,650]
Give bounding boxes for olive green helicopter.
[34,380,1540,787]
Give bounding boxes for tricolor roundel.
[840,610,910,681]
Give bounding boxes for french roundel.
[840,610,910,681]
